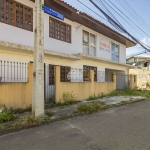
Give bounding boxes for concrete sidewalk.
[0,96,146,136]
[50,96,145,120]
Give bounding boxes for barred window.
[49,65,55,85]
[83,65,97,81]
[0,0,33,31]
[60,66,71,82]
[49,17,71,43]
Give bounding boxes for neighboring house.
[127,56,150,70]
[127,56,150,88]
[0,0,136,104]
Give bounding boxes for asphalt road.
[1,100,150,150]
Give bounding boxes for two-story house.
[0,0,136,93]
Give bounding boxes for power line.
[122,0,150,30]
[76,0,108,22]
[89,0,150,50]
[105,0,150,37]
[116,0,150,34]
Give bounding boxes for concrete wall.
[55,66,116,102]
[0,0,127,63]
[130,69,150,88]
[129,74,137,89]
[0,63,33,109]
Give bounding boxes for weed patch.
[87,94,98,101]
[57,92,78,106]
[0,105,15,123]
[11,105,32,114]
[76,102,104,113]
[106,89,150,99]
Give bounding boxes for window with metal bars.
[49,65,55,85]
[49,17,71,43]
[0,0,33,31]
[60,66,71,82]
[83,65,97,81]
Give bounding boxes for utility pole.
[32,0,44,117]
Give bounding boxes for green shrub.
[57,92,77,106]
[0,105,15,123]
[87,94,98,101]
[77,102,104,113]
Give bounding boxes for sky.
[62,0,150,57]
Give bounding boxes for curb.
[0,98,147,136]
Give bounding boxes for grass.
[106,89,150,99]
[45,112,54,118]
[0,105,15,123]
[76,102,105,113]
[87,94,98,101]
[57,92,78,106]
[10,105,32,114]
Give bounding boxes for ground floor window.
[60,66,71,82]
[49,65,55,85]
[83,65,97,81]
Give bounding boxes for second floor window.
[111,43,119,62]
[83,30,96,56]
[0,0,33,31]
[49,17,71,43]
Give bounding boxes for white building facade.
[0,0,136,92]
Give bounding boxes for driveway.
[0,100,150,150]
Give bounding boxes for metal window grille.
[83,65,97,81]
[49,65,55,85]
[0,60,28,82]
[97,71,105,82]
[60,66,71,82]
[68,68,83,82]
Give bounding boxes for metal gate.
[44,64,55,104]
[116,74,129,90]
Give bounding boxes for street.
[1,100,150,150]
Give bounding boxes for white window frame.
[82,30,97,56]
[111,42,120,62]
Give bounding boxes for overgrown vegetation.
[45,112,54,118]
[0,105,15,123]
[57,92,78,106]
[87,94,98,101]
[10,105,32,114]
[107,89,150,99]
[76,102,105,113]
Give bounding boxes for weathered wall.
[129,74,137,89]
[55,66,116,102]
[0,63,33,109]
[130,69,150,88]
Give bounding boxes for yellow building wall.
[130,69,150,88]
[55,66,116,102]
[0,63,33,109]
